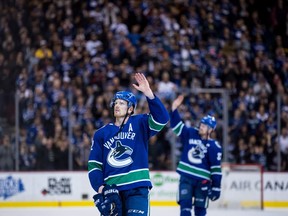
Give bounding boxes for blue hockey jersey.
[88,96,169,192]
[170,110,222,187]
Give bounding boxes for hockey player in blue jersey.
[88,73,169,216]
[170,95,222,216]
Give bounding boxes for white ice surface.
[0,207,287,216]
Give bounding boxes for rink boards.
[0,171,288,209]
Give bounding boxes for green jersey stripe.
[172,122,184,136]
[177,167,211,180]
[88,160,103,172]
[211,166,222,174]
[104,169,150,185]
[148,115,166,131]
[178,162,211,179]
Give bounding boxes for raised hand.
[132,73,154,99]
[172,95,184,111]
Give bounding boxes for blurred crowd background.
[0,0,288,172]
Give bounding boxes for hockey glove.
[102,184,122,216]
[208,187,221,201]
[93,193,112,216]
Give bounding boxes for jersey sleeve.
[87,129,105,193]
[146,95,169,137]
[170,109,190,141]
[208,141,222,188]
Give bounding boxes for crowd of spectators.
[0,0,288,172]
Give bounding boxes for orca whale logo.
[188,144,207,164]
[107,141,133,168]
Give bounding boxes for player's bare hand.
[172,95,184,111]
[133,73,154,99]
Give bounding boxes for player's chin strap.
[113,108,130,138]
[205,130,210,140]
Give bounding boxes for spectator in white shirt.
[157,71,177,101]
